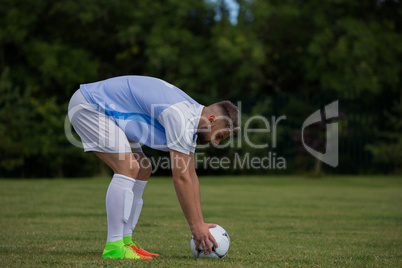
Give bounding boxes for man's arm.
[188,152,204,223]
[170,149,217,254]
[189,152,217,234]
[189,153,217,229]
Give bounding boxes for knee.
[138,157,152,179]
[115,156,140,179]
[142,158,153,179]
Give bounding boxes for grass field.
[0,176,401,267]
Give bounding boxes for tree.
[366,92,402,172]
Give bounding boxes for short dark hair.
[215,100,240,133]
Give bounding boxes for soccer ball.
[190,225,230,259]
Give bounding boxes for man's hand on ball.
[205,223,217,228]
[191,222,218,254]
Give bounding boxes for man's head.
[197,101,240,145]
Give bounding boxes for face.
[196,117,231,145]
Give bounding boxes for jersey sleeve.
[158,104,197,155]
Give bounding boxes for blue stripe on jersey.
[104,109,166,133]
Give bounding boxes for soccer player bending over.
[67,76,240,260]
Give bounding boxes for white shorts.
[68,90,143,153]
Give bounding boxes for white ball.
[190,225,230,259]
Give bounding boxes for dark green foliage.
[366,92,402,172]
[0,0,401,177]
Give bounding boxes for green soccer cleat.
[123,236,160,257]
[102,239,142,260]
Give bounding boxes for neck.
[197,106,210,129]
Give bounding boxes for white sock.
[106,174,136,242]
[123,180,148,237]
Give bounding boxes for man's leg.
[123,152,151,238]
[93,152,151,260]
[122,153,159,256]
[68,90,150,259]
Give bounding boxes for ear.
[208,114,217,124]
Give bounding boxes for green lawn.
[0,176,401,267]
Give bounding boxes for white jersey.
[79,76,203,155]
